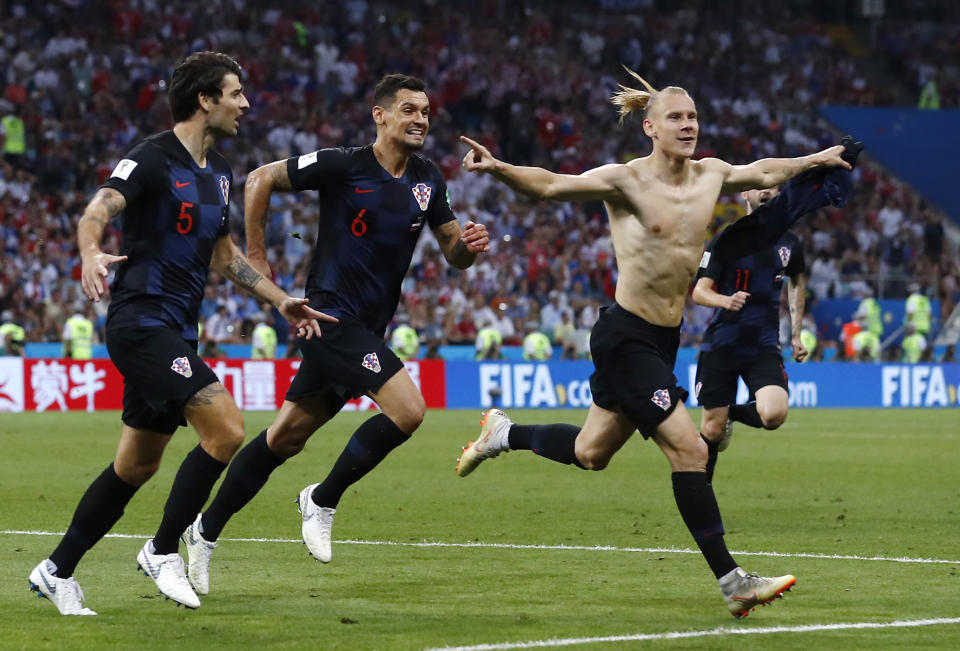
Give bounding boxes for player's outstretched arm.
[78,188,129,302]
[717,145,852,194]
[460,136,623,202]
[433,220,490,269]
[244,160,293,277]
[211,236,337,339]
[692,277,749,312]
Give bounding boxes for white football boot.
[136,540,200,609]
[720,568,796,618]
[297,483,336,563]
[456,409,511,477]
[29,559,97,615]
[182,514,217,595]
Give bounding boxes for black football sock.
[701,434,719,483]
[672,471,738,579]
[152,445,227,554]
[49,463,139,578]
[508,423,586,468]
[311,413,410,509]
[729,402,764,429]
[200,430,285,542]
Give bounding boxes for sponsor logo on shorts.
[171,356,193,378]
[651,388,671,410]
[695,381,702,398]
[362,352,381,373]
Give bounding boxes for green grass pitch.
[1,408,959,649]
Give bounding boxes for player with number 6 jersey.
[182,74,490,592]
[289,144,454,336]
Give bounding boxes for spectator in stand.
[540,289,566,336]
[0,2,954,355]
[251,310,278,360]
[204,304,234,345]
[553,308,576,352]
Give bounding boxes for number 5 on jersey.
[177,201,195,234]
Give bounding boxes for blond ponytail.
[610,66,690,124]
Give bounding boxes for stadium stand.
[0,0,957,359]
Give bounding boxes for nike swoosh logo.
[354,187,374,194]
[176,181,191,188]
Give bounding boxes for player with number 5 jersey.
[28,51,331,616]
[181,74,490,591]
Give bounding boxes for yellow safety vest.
[858,298,883,337]
[901,333,925,363]
[475,327,502,360]
[905,294,931,335]
[852,331,881,361]
[523,332,552,360]
[0,322,26,355]
[65,315,94,359]
[1,115,25,155]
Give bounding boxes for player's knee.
[576,447,611,471]
[116,458,161,487]
[391,395,425,434]
[759,407,788,430]
[267,428,309,458]
[701,421,724,442]
[668,439,709,472]
[210,413,245,458]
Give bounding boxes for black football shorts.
[106,326,218,434]
[286,315,405,413]
[589,303,689,439]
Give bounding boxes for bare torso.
[603,157,726,327]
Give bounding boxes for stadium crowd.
[0,0,958,359]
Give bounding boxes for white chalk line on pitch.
[2,530,959,565]
[425,617,960,651]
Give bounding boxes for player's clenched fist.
[725,291,750,312]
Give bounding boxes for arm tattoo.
[79,189,126,228]
[99,189,126,215]
[226,255,264,290]
[78,213,109,229]
[187,383,229,407]
[269,161,293,191]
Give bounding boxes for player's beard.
[404,136,426,151]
